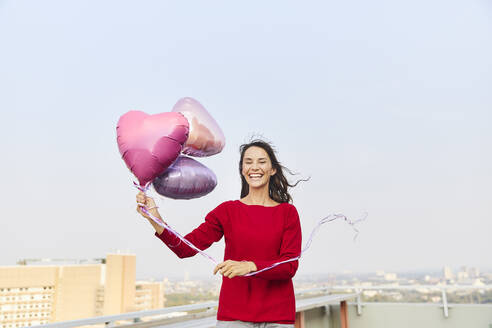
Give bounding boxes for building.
[135,281,165,311]
[384,273,397,281]
[103,254,136,316]
[0,253,164,328]
[443,265,454,280]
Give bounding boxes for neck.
[244,185,272,205]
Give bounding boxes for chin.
[248,181,268,189]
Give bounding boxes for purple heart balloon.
[152,156,217,199]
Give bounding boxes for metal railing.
[35,285,492,327]
[296,284,492,318]
[37,289,360,328]
[38,302,217,328]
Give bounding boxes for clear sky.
[1,0,491,280]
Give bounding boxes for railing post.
[340,300,349,328]
[295,311,305,328]
[441,288,449,318]
[324,305,331,317]
[356,288,362,316]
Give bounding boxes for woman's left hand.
[214,260,257,278]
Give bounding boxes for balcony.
[36,286,492,328]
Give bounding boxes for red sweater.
[154,200,302,324]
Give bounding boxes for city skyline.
[2,252,489,327]
[1,0,491,280]
[3,254,491,282]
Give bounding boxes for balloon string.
[134,182,220,264]
[243,211,368,276]
[133,182,367,276]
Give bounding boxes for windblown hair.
[239,139,307,203]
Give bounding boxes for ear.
[271,168,277,176]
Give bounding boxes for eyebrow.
[244,157,268,161]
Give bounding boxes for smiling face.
[241,146,277,189]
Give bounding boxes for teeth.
[249,174,263,178]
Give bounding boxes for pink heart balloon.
[172,97,225,157]
[116,111,189,187]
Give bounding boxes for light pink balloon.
[172,97,225,157]
[116,111,189,187]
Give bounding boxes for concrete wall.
[303,306,332,328]
[323,302,492,328]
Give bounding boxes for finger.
[223,261,235,268]
[136,206,144,215]
[214,262,226,274]
[220,266,231,275]
[222,267,234,277]
[226,269,237,278]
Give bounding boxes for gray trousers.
[216,320,294,328]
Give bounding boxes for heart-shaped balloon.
[153,156,217,199]
[116,111,189,187]
[172,97,225,157]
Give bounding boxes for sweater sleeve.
[154,203,225,258]
[252,205,302,280]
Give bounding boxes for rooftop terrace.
[36,286,492,328]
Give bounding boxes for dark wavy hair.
[239,139,307,203]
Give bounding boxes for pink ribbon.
[134,182,367,276]
[244,212,367,276]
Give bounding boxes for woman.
[136,139,302,327]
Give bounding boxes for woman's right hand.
[136,191,158,220]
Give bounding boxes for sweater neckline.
[236,200,284,208]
